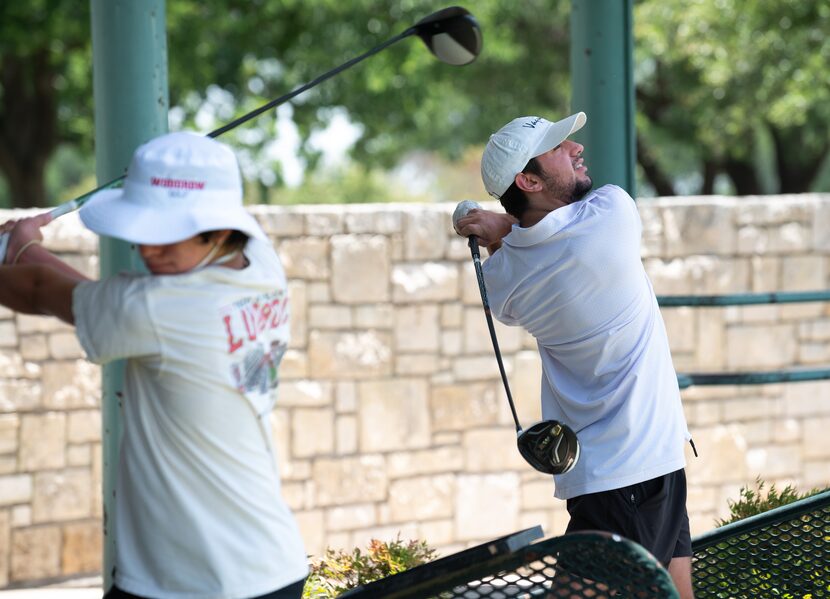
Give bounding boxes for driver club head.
[517,420,580,475]
[413,6,482,66]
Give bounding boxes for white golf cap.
[480,112,587,199]
[80,131,267,245]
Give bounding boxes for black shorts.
[565,468,691,566]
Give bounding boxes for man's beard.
[541,172,594,204]
[571,177,593,202]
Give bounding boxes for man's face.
[533,139,593,204]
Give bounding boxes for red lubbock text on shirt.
[221,290,289,354]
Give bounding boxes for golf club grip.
[469,237,523,432]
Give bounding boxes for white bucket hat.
[480,112,587,199]
[80,131,267,244]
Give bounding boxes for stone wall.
[1,194,829,588]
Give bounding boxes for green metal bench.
[692,489,830,598]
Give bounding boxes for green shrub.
[302,536,438,599]
[716,476,828,527]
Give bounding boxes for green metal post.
[90,0,168,589]
[570,0,636,196]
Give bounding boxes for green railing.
[691,490,830,598]
[658,289,830,390]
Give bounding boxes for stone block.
[454,474,520,541]
[430,383,500,431]
[280,238,330,280]
[418,519,454,547]
[0,321,17,348]
[291,408,335,458]
[745,445,801,478]
[326,504,377,532]
[16,314,64,335]
[750,256,780,292]
[782,382,830,417]
[20,335,49,361]
[802,417,830,459]
[0,349,39,379]
[463,308,522,354]
[304,211,344,236]
[684,425,749,485]
[307,281,330,303]
[346,207,402,235]
[335,382,357,413]
[388,475,454,521]
[308,305,352,329]
[32,470,92,522]
[251,207,304,237]
[278,380,333,407]
[392,263,458,303]
[279,349,308,379]
[61,521,102,575]
[663,200,736,258]
[440,331,462,356]
[67,444,92,467]
[463,429,526,472]
[726,324,797,370]
[67,410,101,444]
[394,354,440,376]
[20,413,66,471]
[662,307,696,354]
[0,474,32,506]
[10,525,61,582]
[403,210,447,261]
[41,361,100,409]
[769,222,811,254]
[294,509,325,558]
[780,255,826,291]
[336,415,358,455]
[48,332,84,360]
[358,379,430,452]
[394,305,440,352]
[694,309,726,369]
[0,379,41,413]
[386,447,464,479]
[288,280,308,349]
[452,356,501,381]
[353,304,394,329]
[312,456,387,506]
[511,352,543,422]
[0,414,19,454]
[308,331,392,379]
[331,235,391,304]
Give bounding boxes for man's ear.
[515,172,542,193]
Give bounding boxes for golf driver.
[0,6,482,263]
[453,200,580,475]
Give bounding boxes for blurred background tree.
[1,0,828,208]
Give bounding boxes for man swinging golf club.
[0,132,308,599]
[454,112,695,598]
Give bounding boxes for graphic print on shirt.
[221,289,289,394]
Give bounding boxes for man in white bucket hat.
[455,113,694,598]
[0,132,308,599]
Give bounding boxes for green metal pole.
[570,0,636,196]
[90,0,168,589]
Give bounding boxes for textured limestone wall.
[1,194,829,588]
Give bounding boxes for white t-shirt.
[483,185,690,500]
[73,239,307,599]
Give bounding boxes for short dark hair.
[198,230,250,253]
[498,157,543,219]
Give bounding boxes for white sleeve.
[72,276,161,364]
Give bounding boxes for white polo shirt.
[482,185,689,499]
[73,239,307,599]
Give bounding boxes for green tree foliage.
[636,0,830,195]
[1,1,828,207]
